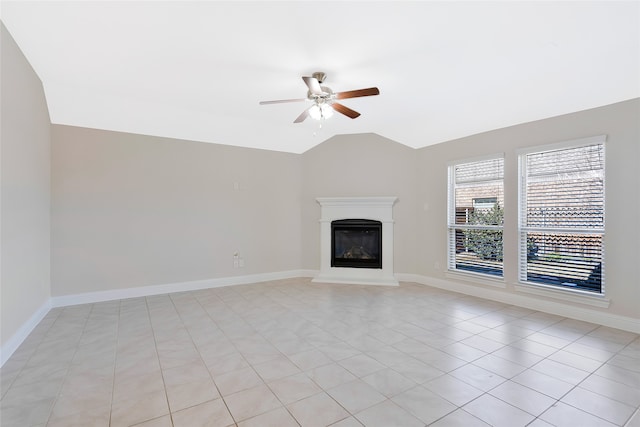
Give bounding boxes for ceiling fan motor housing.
[308,87,334,102]
[306,72,333,101]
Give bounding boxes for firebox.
[331,219,382,269]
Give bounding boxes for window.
[518,137,605,294]
[448,156,504,277]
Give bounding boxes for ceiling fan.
[259,72,380,123]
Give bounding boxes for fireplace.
[331,219,382,269]
[313,197,398,286]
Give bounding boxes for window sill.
[514,282,610,308]
[446,270,506,288]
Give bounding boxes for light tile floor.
[1,278,639,427]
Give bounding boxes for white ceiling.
[1,1,638,154]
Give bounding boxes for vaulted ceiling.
[1,1,638,154]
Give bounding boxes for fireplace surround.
[313,197,398,286]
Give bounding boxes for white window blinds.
[519,139,605,293]
[448,157,504,277]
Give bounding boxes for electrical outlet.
[233,252,239,268]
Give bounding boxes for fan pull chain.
[313,118,325,137]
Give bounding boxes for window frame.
[517,135,606,296]
[447,154,505,280]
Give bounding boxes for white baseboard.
[4,269,638,368]
[1,299,51,367]
[3,270,318,368]
[51,270,317,307]
[396,273,640,334]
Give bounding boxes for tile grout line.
[144,295,179,427]
[44,304,95,426]
[108,299,123,427]
[172,291,234,425]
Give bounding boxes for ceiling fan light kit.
[259,71,380,123]
[309,103,334,120]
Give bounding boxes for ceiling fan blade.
[259,98,306,105]
[293,107,311,123]
[335,87,380,100]
[332,103,361,119]
[302,76,323,95]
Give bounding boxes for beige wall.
[416,98,640,318]
[51,126,301,296]
[1,23,51,350]
[300,133,419,274]
[51,100,639,322]
[52,130,421,295]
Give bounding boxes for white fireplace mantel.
[312,197,399,286]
